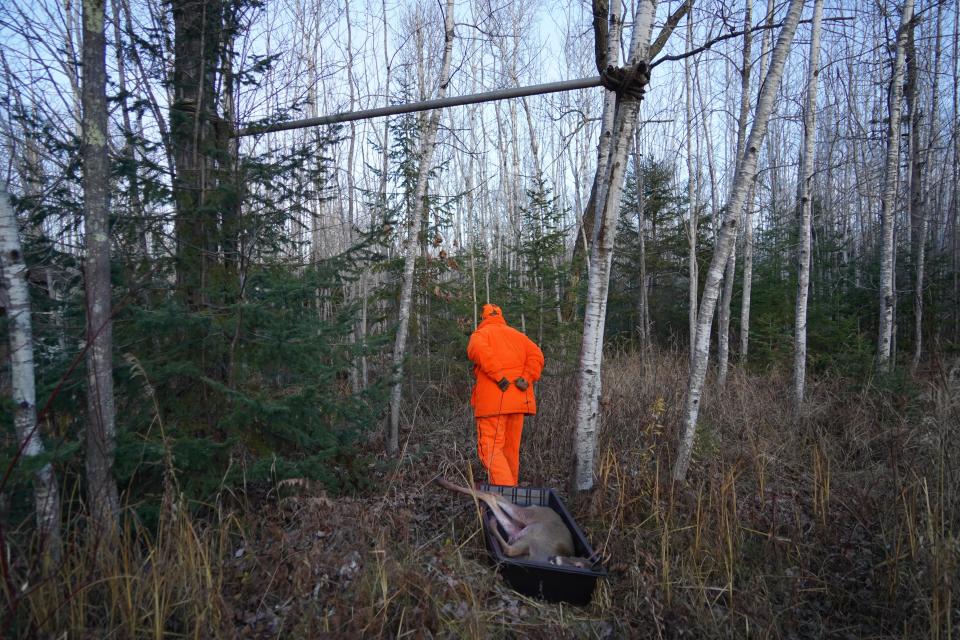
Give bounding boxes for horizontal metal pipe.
[234,76,603,137]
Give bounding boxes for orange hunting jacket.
[467,305,544,418]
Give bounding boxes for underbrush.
[5,350,958,638]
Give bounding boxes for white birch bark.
[685,13,699,365]
[0,192,61,561]
[387,0,455,456]
[739,186,755,363]
[717,239,737,387]
[563,5,622,320]
[910,6,940,373]
[633,136,650,349]
[82,0,120,531]
[696,71,721,237]
[876,0,914,373]
[741,0,774,364]
[793,0,824,406]
[718,1,754,387]
[673,0,805,482]
[573,0,656,491]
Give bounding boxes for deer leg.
[481,496,524,539]
[487,513,531,558]
[494,499,538,525]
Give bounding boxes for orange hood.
[479,304,506,328]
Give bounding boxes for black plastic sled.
[477,483,607,605]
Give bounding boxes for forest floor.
[16,350,960,638]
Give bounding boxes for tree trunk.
[343,0,365,392]
[717,1,753,388]
[741,0,774,364]
[170,0,224,308]
[876,0,914,373]
[909,7,940,373]
[717,242,736,387]
[563,1,689,322]
[0,192,61,561]
[685,12,699,365]
[82,0,120,533]
[388,0,455,456]
[792,0,824,406]
[633,138,650,349]
[572,0,656,491]
[673,0,805,482]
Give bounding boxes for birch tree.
[909,5,940,373]
[793,0,824,405]
[717,0,754,388]
[82,0,119,532]
[740,0,775,364]
[685,11,699,365]
[572,0,691,490]
[673,0,805,482]
[876,0,914,373]
[388,0,455,456]
[0,192,61,561]
[571,0,655,492]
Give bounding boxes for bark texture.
[718,0,753,388]
[685,13,698,365]
[572,0,655,491]
[82,0,120,532]
[876,0,914,373]
[793,0,824,406]
[0,192,61,560]
[741,0,775,364]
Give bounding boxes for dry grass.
[4,490,237,639]
[6,350,958,638]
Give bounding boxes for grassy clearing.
[5,350,959,638]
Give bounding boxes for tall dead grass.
[517,348,957,637]
[4,489,238,639]
[6,349,957,638]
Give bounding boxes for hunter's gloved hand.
[496,377,510,392]
[514,377,529,391]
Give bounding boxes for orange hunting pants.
[476,413,524,486]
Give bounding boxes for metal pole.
[235,76,603,137]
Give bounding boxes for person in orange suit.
[467,303,544,487]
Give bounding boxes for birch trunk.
[685,13,698,365]
[741,0,774,363]
[739,184,755,363]
[910,7,939,373]
[572,0,656,491]
[717,242,736,387]
[718,7,752,387]
[387,0,455,456]
[673,0,804,482]
[876,0,914,373]
[793,0,824,406]
[343,0,365,391]
[562,6,623,321]
[82,0,120,532]
[905,22,920,373]
[0,192,61,561]
[633,138,650,349]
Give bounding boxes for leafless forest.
[1,0,958,637]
